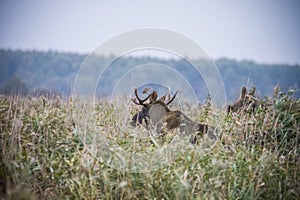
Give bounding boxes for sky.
[0,0,300,64]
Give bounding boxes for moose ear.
[149,91,158,103]
[241,87,247,98]
[249,87,256,96]
[158,94,167,102]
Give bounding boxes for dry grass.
[0,88,299,199]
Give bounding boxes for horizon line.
[1,47,299,66]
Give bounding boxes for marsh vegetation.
[0,87,299,199]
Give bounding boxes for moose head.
[130,88,178,127]
[227,86,258,113]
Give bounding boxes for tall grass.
[0,88,299,199]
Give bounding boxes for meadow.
[0,87,299,199]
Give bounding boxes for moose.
[130,88,216,143]
[227,86,258,114]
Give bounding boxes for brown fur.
[131,88,216,143]
[227,86,258,113]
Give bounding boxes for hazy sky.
[0,0,299,64]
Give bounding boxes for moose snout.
[130,110,147,127]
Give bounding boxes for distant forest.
[0,49,299,102]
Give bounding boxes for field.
[0,88,299,199]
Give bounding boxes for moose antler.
[166,91,178,105]
[131,88,155,105]
[157,89,178,105]
[159,87,171,103]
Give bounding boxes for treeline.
[0,50,84,97]
[0,49,299,101]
